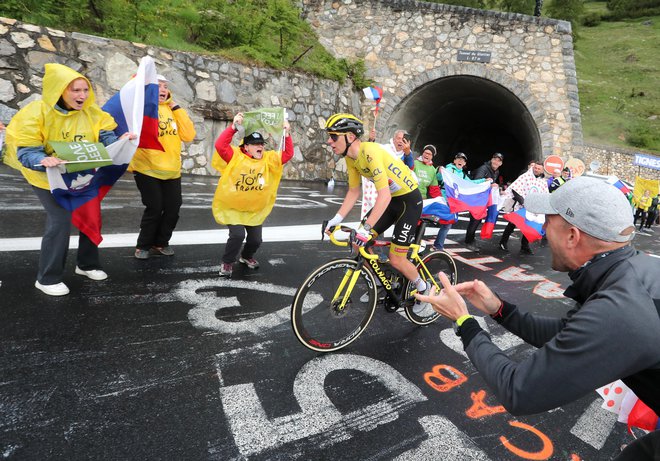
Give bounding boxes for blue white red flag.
[481,187,501,239]
[102,56,163,151]
[502,208,545,242]
[46,56,161,245]
[362,86,383,102]
[441,168,492,219]
[606,176,632,196]
[421,196,457,225]
[47,139,137,245]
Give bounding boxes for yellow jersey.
[346,142,418,197]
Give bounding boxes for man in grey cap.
[415,177,660,439]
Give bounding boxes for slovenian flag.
[102,56,163,151]
[421,196,458,224]
[481,187,501,239]
[502,208,545,242]
[46,56,161,245]
[362,86,383,102]
[606,176,632,197]
[441,168,492,220]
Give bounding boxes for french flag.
[362,86,383,102]
[481,188,501,239]
[421,196,457,224]
[46,56,161,245]
[606,176,631,197]
[441,168,492,220]
[502,208,545,243]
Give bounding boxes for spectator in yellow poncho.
[4,64,135,296]
[212,112,294,278]
[128,74,196,260]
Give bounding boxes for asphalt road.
[1,164,659,460]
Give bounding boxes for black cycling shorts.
[370,189,423,249]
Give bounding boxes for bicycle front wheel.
[291,258,378,352]
[404,250,458,325]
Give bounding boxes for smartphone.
[403,132,411,143]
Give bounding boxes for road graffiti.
[215,353,427,457]
[178,278,311,334]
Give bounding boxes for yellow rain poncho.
[128,92,196,180]
[212,147,284,226]
[3,63,117,190]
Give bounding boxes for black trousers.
[34,186,100,284]
[634,208,647,229]
[644,210,657,228]
[499,222,530,249]
[223,225,263,263]
[464,216,482,244]
[134,173,182,250]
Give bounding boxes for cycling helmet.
[325,113,364,137]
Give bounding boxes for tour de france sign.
[634,153,660,171]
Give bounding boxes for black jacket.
[471,161,499,182]
[460,245,660,415]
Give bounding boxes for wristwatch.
[453,314,473,336]
[362,223,372,233]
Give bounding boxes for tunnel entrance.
[384,75,541,183]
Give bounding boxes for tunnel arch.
[376,67,549,183]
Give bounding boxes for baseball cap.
[525,176,635,243]
[492,152,504,160]
[241,132,265,146]
[156,74,168,82]
[454,152,467,161]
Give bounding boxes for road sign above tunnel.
[543,155,564,175]
[457,50,491,63]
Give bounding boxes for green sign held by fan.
[48,141,112,173]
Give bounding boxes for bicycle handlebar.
[324,223,379,260]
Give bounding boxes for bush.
[626,124,658,149]
[582,12,602,26]
[606,0,660,19]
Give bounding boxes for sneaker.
[644,228,655,233]
[520,247,534,255]
[360,292,370,303]
[35,281,70,296]
[75,266,108,281]
[239,257,259,269]
[219,263,233,277]
[499,242,508,251]
[134,248,150,260]
[151,246,175,256]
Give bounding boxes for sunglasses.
[328,133,347,142]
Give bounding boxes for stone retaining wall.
[583,143,660,184]
[0,17,356,181]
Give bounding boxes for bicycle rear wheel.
[404,250,458,325]
[291,258,378,352]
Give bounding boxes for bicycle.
[291,216,458,352]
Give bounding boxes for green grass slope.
[575,12,660,153]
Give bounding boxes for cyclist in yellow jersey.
[324,113,433,316]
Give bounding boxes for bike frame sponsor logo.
[369,259,392,290]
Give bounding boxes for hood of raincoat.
[42,63,95,111]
